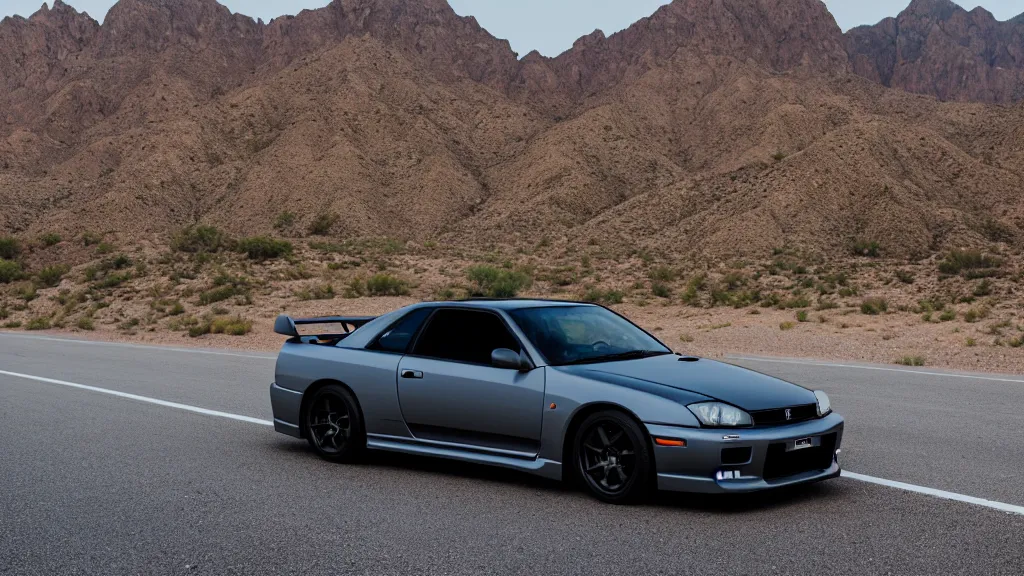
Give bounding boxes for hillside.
[0,0,1022,366]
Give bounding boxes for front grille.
[762,433,837,480]
[750,404,817,427]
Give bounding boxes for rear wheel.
[573,410,652,504]
[304,385,364,462]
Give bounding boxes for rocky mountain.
[847,0,1024,103]
[1,0,1023,262]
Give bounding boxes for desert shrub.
[0,305,7,320]
[39,233,62,247]
[1009,336,1023,349]
[25,316,51,331]
[466,265,531,298]
[781,295,811,310]
[235,236,293,261]
[273,211,296,231]
[583,287,624,305]
[779,321,796,331]
[796,310,809,322]
[896,356,925,367]
[365,274,410,297]
[860,297,888,315]
[95,242,115,255]
[851,239,881,257]
[973,279,993,297]
[199,285,239,305]
[772,151,787,162]
[963,306,990,323]
[14,282,37,301]
[938,250,1003,276]
[93,272,131,289]
[815,299,839,311]
[308,213,338,236]
[651,282,671,298]
[648,266,679,283]
[0,236,20,260]
[172,225,228,253]
[895,270,915,284]
[295,283,336,301]
[36,265,70,288]
[0,260,24,283]
[681,274,707,306]
[679,334,695,343]
[210,316,253,336]
[76,317,95,331]
[938,308,957,322]
[4,321,22,328]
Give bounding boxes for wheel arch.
[559,402,656,482]
[299,379,366,439]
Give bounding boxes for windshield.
[508,305,671,366]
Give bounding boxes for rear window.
[370,308,433,353]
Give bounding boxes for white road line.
[727,355,1024,384]
[0,332,275,360]
[842,472,1024,516]
[2,368,1022,516]
[0,369,273,426]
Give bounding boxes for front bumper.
[646,412,844,494]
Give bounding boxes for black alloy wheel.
[574,410,652,504]
[304,385,364,462]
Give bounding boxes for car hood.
[562,354,817,411]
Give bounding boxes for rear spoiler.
[274,315,377,340]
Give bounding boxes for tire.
[572,410,652,504]
[304,384,365,462]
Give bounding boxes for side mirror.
[492,348,532,371]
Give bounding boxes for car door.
[396,308,545,455]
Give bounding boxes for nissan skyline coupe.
[269,299,843,503]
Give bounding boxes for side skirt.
[366,433,562,481]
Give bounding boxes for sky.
[3,0,1023,57]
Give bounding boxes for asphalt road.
[1,332,1022,575]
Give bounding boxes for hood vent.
[677,356,700,363]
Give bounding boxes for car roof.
[411,298,597,311]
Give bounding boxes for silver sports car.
[270,299,843,503]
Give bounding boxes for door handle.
[401,369,424,379]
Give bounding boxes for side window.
[412,309,520,365]
[370,308,433,353]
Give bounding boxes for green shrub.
[169,301,185,316]
[172,225,228,253]
[81,231,102,246]
[938,308,957,322]
[895,270,915,284]
[648,266,678,283]
[36,265,70,288]
[0,305,7,320]
[0,236,20,260]
[779,321,796,331]
[781,296,811,309]
[860,297,888,315]
[93,272,131,290]
[273,211,296,231]
[76,317,95,331]
[938,250,1003,276]
[3,321,22,329]
[851,239,881,257]
[295,284,336,301]
[651,282,671,299]
[896,356,925,367]
[39,233,62,247]
[199,285,239,305]
[25,316,51,331]
[308,213,338,236]
[583,287,624,305]
[973,279,993,297]
[964,306,990,323]
[796,310,809,323]
[188,316,252,337]
[466,265,531,298]
[235,236,293,261]
[366,274,410,297]
[0,259,24,283]
[95,242,115,255]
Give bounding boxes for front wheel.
[304,385,364,462]
[573,410,652,504]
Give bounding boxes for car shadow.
[272,438,841,514]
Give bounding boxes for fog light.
[835,448,841,463]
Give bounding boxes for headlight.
[687,402,752,427]
[814,390,831,417]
